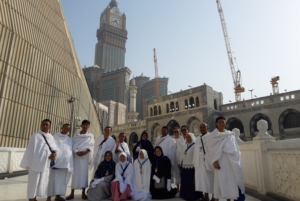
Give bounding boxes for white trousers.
[27,168,50,199]
[71,155,89,189]
[48,169,70,196]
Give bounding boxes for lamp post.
[249,89,254,99]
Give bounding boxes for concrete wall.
[0,148,26,174]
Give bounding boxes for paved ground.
[0,175,260,201]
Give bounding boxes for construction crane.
[216,0,245,102]
[271,76,280,95]
[153,48,160,98]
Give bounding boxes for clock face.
[110,15,122,28]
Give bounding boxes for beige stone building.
[0,0,102,147]
[101,100,126,126]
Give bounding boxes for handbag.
[40,132,55,168]
[154,176,165,189]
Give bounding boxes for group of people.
[21,116,245,201]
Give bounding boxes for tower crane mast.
[153,48,160,98]
[216,0,245,101]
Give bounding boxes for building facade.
[93,101,109,132]
[83,65,104,98]
[94,0,127,72]
[0,0,102,148]
[101,100,127,126]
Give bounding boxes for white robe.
[20,131,57,199]
[48,133,73,196]
[155,135,177,182]
[174,136,185,184]
[206,129,245,199]
[193,133,214,194]
[113,159,134,193]
[180,134,196,169]
[131,150,152,201]
[71,131,95,189]
[115,141,130,163]
[92,135,116,176]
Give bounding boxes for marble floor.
[0,175,260,201]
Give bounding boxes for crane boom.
[153,48,160,98]
[216,0,244,101]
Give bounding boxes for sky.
[61,0,300,104]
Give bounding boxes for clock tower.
[95,0,128,72]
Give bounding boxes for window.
[189,97,195,108]
[176,102,179,111]
[291,94,295,99]
[284,113,300,129]
[196,97,200,107]
[154,106,157,116]
[170,102,175,112]
[214,99,217,110]
[150,108,153,116]
[159,106,161,115]
[261,100,264,104]
[280,97,284,101]
[166,104,169,113]
[184,99,188,109]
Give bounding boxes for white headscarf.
[113,152,134,192]
[133,149,151,193]
[181,133,196,168]
[186,133,196,143]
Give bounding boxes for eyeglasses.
[173,131,179,133]
[181,129,187,131]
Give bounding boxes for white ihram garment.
[92,135,116,176]
[48,133,73,196]
[155,135,176,181]
[131,150,152,201]
[193,133,214,194]
[20,131,57,199]
[206,129,245,200]
[71,131,95,189]
[174,136,185,184]
[116,141,130,163]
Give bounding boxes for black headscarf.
[151,146,172,180]
[154,146,164,160]
[94,151,116,179]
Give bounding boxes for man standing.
[47,124,73,201]
[67,120,95,200]
[155,126,176,181]
[207,117,245,201]
[194,123,214,201]
[92,126,116,176]
[173,127,185,191]
[180,125,189,142]
[20,119,57,201]
[115,132,131,163]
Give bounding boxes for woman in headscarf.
[133,131,154,161]
[150,146,177,199]
[179,133,203,200]
[87,151,116,201]
[131,150,152,201]
[111,152,134,201]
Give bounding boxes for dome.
[109,0,118,8]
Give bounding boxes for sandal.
[65,195,74,200]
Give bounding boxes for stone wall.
[0,148,26,174]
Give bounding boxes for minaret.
[127,78,139,122]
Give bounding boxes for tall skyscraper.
[94,0,128,72]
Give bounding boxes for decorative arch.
[226,117,244,134]
[184,99,188,109]
[189,97,195,108]
[249,113,273,138]
[129,132,138,149]
[176,102,179,111]
[150,108,153,116]
[186,116,201,134]
[154,106,158,116]
[278,109,300,138]
[214,99,218,110]
[196,97,200,107]
[166,104,169,113]
[167,120,180,136]
[158,106,161,115]
[170,102,175,112]
[151,123,161,142]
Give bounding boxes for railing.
[234,120,300,200]
[0,147,26,174]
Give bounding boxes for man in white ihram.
[206,117,245,201]
[47,123,73,201]
[154,126,176,183]
[91,126,116,177]
[20,119,57,201]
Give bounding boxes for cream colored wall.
[0,0,101,147]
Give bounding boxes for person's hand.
[152,175,160,183]
[76,152,83,156]
[214,161,220,169]
[136,146,140,152]
[167,179,171,191]
[178,164,181,169]
[116,139,120,146]
[49,152,56,160]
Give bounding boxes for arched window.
[150,108,153,116]
[196,97,200,107]
[166,104,169,113]
[176,102,179,111]
[159,106,161,115]
[284,113,300,129]
[184,99,188,109]
[214,99,218,110]
[189,97,195,108]
[170,102,175,112]
[154,106,158,116]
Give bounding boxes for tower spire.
[109,0,118,8]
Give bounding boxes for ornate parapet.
[0,147,26,174]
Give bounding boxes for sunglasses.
[173,131,179,133]
[181,129,187,131]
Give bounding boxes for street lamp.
[249,89,254,99]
